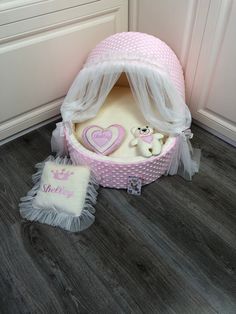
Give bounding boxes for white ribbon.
[183,128,193,140]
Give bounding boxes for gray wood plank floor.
[0,123,235,314]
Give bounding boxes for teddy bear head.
[132,126,154,137]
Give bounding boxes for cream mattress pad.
[74,86,175,160]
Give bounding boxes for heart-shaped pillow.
[82,124,125,155]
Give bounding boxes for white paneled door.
[188,0,236,143]
[0,0,128,141]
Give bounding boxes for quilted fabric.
[85,32,185,98]
[67,133,178,189]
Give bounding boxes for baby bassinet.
[52,32,199,188]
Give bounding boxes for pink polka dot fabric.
[66,32,185,188]
[67,132,178,189]
[85,32,185,98]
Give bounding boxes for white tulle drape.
[61,65,121,123]
[52,61,200,180]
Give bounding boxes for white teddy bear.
[130,126,164,158]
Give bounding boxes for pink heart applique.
[91,130,113,147]
[141,134,153,144]
[82,124,126,155]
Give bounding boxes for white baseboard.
[0,97,63,144]
[0,115,61,146]
[193,119,236,147]
[0,98,63,141]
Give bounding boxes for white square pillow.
[19,157,98,232]
[33,162,90,215]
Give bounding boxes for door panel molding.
[0,0,128,141]
[128,0,138,31]
[179,0,199,69]
[184,0,211,103]
[0,0,99,26]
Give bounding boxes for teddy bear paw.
[143,151,153,158]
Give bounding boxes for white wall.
[129,0,203,69]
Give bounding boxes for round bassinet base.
[66,129,177,189]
